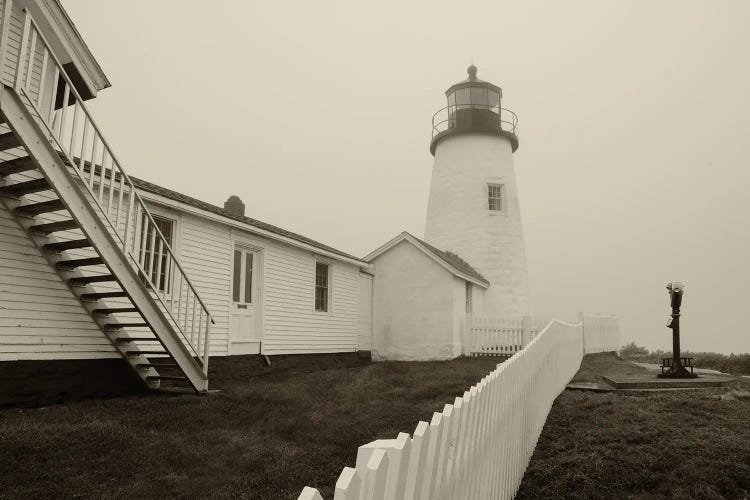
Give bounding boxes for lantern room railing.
[431,104,519,141]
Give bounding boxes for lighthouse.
[424,65,531,319]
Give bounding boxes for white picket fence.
[465,315,543,357]
[298,319,585,500]
[579,313,620,354]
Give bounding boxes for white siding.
[0,201,117,361]
[0,118,361,359]
[150,208,361,356]
[370,240,457,361]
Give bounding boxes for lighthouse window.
[488,90,500,112]
[488,184,503,211]
[471,87,489,107]
[455,88,471,109]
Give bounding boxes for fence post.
[577,311,585,354]
[521,316,532,348]
[463,313,473,356]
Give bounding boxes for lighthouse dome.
[430,65,518,155]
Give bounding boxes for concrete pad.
[602,373,738,390]
[630,362,727,376]
[566,382,616,392]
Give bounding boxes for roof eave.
[33,0,111,95]
[366,232,490,288]
[138,188,370,268]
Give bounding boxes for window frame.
[313,258,333,314]
[137,211,179,295]
[231,246,256,305]
[487,183,505,213]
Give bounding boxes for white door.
[358,273,373,352]
[229,246,261,355]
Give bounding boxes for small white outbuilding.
[364,232,489,361]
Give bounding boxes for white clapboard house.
[0,0,371,399]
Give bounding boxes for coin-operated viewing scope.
[660,281,697,378]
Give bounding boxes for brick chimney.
[224,195,245,217]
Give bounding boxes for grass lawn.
[517,353,750,500]
[0,354,498,500]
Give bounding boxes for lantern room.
[430,65,519,155]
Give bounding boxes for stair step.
[0,177,50,197]
[116,337,158,344]
[0,132,21,152]
[126,350,167,356]
[104,322,150,331]
[29,219,79,235]
[68,274,117,286]
[43,238,91,253]
[56,257,104,270]
[14,199,65,217]
[92,307,138,316]
[0,156,36,177]
[146,375,186,382]
[136,362,177,369]
[80,291,129,302]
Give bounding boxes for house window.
[466,282,473,313]
[488,184,503,211]
[140,214,175,292]
[315,262,330,312]
[232,248,254,304]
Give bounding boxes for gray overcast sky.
[64,0,749,354]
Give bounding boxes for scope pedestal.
[658,285,698,379]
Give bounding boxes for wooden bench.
[661,357,694,374]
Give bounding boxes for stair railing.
[11,9,213,372]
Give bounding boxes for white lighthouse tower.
[425,65,531,319]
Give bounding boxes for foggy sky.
[63,0,750,354]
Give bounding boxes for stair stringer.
[0,192,162,389]
[0,87,208,392]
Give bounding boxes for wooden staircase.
[0,11,213,393]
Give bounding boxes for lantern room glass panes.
[447,86,500,112]
[455,88,471,109]
[488,89,500,113]
[471,87,489,107]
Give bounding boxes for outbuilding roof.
[129,176,365,264]
[364,231,489,288]
[60,153,366,264]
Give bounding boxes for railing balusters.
[88,134,99,189]
[115,170,125,231]
[57,83,70,143]
[122,188,135,252]
[14,10,31,90]
[154,238,163,299]
[47,66,59,123]
[191,293,197,344]
[78,117,89,172]
[24,29,36,93]
[106,155,116,216]
[69,100,80,154]
[11,13,213,371]
[147,221,157,283]
[98,149,107,202]
[36,47,48,107]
